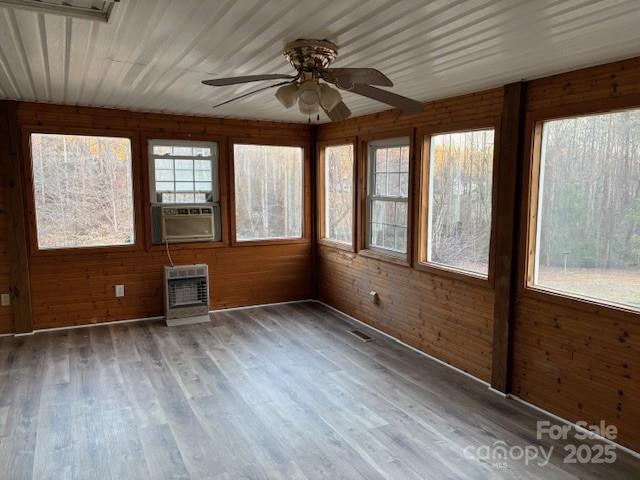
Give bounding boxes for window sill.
[30,243,141,257]
[358,247,410,267]
[522,284,640,319]
[232,237,310,247]
[318,238,355,252]
[415,261,491,287]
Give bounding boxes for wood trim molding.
[491,82,527,393]
[0,101,33,333]
[315,137,357,253]
[228,137,311,247]
[20,125,145,257]
[139,132,231,251]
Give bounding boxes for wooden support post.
[491,82,526,393]
[309,124,319,298]
[0,100,33,333]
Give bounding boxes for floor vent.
[349,329,374,342]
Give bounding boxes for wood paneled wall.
[316,89,504,382]
[0,189,11,334]
[316,58,640,452]
[2,103,312,331]
[512,57,640,452]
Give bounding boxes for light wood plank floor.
[0,301,638,479]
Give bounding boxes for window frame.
[358,131,414,266]
[140,131,230,251]
[22,126,144,256]
[229,138,310,246]
[415,126,498,284]
[148,139,220,206]
[523,105,640,316]
[317,139,357,252]
[141,133,229,250]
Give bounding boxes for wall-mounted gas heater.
[163,264,210,326]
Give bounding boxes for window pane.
[234,144,303,241]
[155,169,174,181]
[153,146,172,155]
[387,173,401,197]
[533,111,640,310]
[155,158,173,169]
[427,129,495,276]
[375,173,387,196]
[30,133,134,249]
[375,148,387,172]
[387,147,400,172]
[173,146,193,156]
[324,144,354,244]
[175,169,193,181]
[156,181,174,192]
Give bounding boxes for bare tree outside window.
[30,133,135,250]
[234,144,303,241]
[427,129,495,276]
[324,144,354,244]
[533,110,640,310]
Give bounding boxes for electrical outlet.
[368,290,379,304]
[0,293,10,306]
[114,285,125,298]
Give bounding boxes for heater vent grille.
[163,264,209,325]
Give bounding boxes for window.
[30,133,135,250]
[531,110,640,311]
[425,129,495,277]
[367,138,410,255]
[149,140,218,204]
[233,144,303,241]
[322,144,354,245]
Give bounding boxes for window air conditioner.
[163,264,210,326]
[157,205,216,243]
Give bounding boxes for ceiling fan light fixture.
[275,83,299,109]
[298,80,321,108]
[319,84,341,111]
[299,99,319,115]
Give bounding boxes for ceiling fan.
[201,39,423,122]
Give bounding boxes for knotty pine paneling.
[315,88,504,382]
[513,57,640,452]
[317,247,494,381]
[11,103,312,331]
[29,243,311,329]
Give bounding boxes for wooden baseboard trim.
[11,299,315,336]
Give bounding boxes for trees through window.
[233,144,303,241]
[426,129,495,276]
[323,144,354,245]
[30,133,135,249]
[532,110,640,310]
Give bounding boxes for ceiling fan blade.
[323,101,351,122]
[212,81,292,109]
[347,84,423,114]
[324,68,393,87]
[202,74,295,86]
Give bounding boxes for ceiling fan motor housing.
[284,39,338,74]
